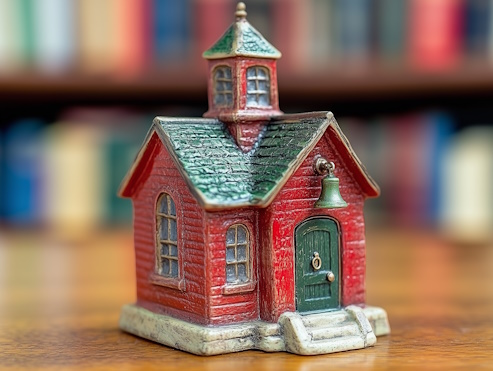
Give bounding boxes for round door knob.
[327,271,335,282]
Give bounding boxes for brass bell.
[314,158,348,209]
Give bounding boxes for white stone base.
[119,304,390,356]
[363,306,391,337]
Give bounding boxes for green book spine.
[19,0,36,64]
[376,0,407,61]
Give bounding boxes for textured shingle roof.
[153,114,327,208]
[119,112,380,209]
[203,18,281,60]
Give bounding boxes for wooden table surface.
[1,228,493,370]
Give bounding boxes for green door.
[295,218,340,313]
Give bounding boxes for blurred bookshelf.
[1,0,493,243]
[3,62,493,100]
[2,0,493,103]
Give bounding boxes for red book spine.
[194,0,233,65]
[115,0,152,77]
[408,0,464,71]
[272,0,310,72]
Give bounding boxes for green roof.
[203,18,281,60]
[148,114,328,209]
[119,112,380,208]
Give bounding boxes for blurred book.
[340,117,393,225]
[440,126,493,243]
[101,114,149,224]
[307,0,337,68]
[375,0,407,64]
[153,0,192,64]
[43,119,105,238]
[341,111,454,227]
[1,0,493,76]
[387,112,454,227]
[1,119,45,225]
[244,0,274,42]
[408,0,464,71]
[42,108,148,238]
[489,0,493,59]
[19,0,36,66]
[0,0,29,71]
[194,0,234,65]
[114,0,152,77]
[464,0,491,58]
[77,0,119,74]
[334,0,373,65]
[32,0,76,73]
[272,0,310,71]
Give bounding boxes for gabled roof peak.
[119,112,380,209]
[202,2,281,60]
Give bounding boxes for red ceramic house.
[119,3,389,356]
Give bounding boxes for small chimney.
[202,2,283,152]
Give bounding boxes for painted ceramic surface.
[118,1,389,355]
[120,112,378,325]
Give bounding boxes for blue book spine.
[335,0,373,60]
[153,0,191,61]
[427,112,454,224]
[465,0,491,56]
[2,119,44,225]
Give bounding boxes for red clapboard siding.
[126,120,373,325]
[210,301,258,319]
[258,133,368,322]
[131,135,209,325]
[204,210,259,325]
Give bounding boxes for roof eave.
[202,51,282,60]
[118,124,158,198]
[119,112,380,210]
[328,120,381,198]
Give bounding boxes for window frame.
[246,66,271,108]
[150,191,185,291]
[222,223,256,295]
[213,65,234,108]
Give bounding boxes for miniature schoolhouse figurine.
[119,2,390,355]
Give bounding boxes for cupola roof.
[203,2,281,60]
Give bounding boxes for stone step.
[301,311,348,328]
[308,335,365,354]
[280,310,376,355]
[309,322,360,341]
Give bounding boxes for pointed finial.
[235,2,247,19]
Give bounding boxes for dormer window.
[246,66,270,107]
[213,66,233,107]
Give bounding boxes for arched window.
[156,193,178,277]
[246,66,270,107]
[213,66,233,107]
[225,224,250,284]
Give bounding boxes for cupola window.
[213,66,233,107]
[246,66,270,107]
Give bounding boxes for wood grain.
[1,228,493,370]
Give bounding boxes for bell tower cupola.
[203,2,283,152]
